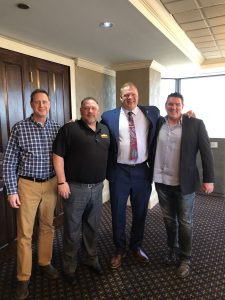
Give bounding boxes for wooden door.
[0,47,71,252]
[0,49,26,152]
[0,48,71,152]
[30,56,71,126]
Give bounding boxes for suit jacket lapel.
[113,108,120,146]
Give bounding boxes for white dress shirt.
[117,106,149,164]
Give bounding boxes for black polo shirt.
[53,119,110,183]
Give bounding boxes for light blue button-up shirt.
[153,116,182,186]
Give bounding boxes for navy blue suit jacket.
[101,105,160,182]
[152,115,214,194]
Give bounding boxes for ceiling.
[1,0,225,75]
[161,0,225,67]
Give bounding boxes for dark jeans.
[109,162,152,254]
[62,181,103,274]
[155,183,195,260]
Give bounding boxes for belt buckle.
[87,184,94,189]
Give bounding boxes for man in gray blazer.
[153,92,214,278]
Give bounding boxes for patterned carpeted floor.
[1,194,225,300]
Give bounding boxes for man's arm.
[198,120,215,194]
[53,153,70,199]
[3,125,21,208]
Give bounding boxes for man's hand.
[201,183,214,194]
[58,182,71,199]
[8,194,21,208]
[184,110,196,118]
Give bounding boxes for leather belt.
[118,161,147,167]
[19,175,55,183]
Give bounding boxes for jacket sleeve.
[198,120,214,183]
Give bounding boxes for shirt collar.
[122,106,138,116]
[165,114,183,125]
[79,119,100,132]
[29,114,49,127]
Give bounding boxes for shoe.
[64,273,78,285]
[86,263,103,275]
[131,248,149,263]
[164,250,178,265]
[111,253,126,269]
[177,260,190,278]
[15,280,29,300]
[39,264,59,280]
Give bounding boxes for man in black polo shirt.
[53,97,110,284]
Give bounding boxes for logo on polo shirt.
[100,133,109,138]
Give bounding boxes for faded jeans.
[155,183,195,260]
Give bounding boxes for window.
[180,76,225,138]
[160,75,225,138]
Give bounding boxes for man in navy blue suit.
[101,82,160,268]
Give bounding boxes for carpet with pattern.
[0,194,225,300]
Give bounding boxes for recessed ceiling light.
[17,3,30,9]
[99,21,113,28]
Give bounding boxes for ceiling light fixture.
[99,21,113,29]
[17,3,30,9]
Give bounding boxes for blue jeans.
[62,181,103,274]
[155,183,195,260]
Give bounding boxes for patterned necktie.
[128,111,138,161]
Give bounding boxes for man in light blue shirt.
[153,92,214,278]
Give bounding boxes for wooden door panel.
[37,69,49,91]
[6,63,25,131]
[0,186,17,249]
[0,189,8,247]
[54,73,65,125]
[31,58,71,125]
